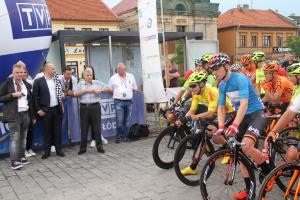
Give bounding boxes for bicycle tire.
[258,162,300,199]
[269,127,300,190]
[174,133,214,186]
[200,149,256,200]
[152,125,190,169]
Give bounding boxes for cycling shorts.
[236,110,266,143]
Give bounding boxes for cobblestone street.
[0,137,201,200]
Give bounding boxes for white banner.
[138,0,167,103]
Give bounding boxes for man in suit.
[33,62,65,159]
[0,62,35,169]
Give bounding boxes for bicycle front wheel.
[199,149,256,200]
[174,133,214,186]
[258,162,300,200]
[152,125,190,169]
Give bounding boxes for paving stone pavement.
[0,137,202,200]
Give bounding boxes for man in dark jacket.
[0,62,35,170]
[33,62,65,159]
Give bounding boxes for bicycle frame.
[166,125,190,150]
[191,120,215,161]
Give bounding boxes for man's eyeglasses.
[189,84,198,89]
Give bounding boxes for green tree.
[172,43,184,67]
[286,36,300,59]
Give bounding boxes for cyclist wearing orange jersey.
[261,61,294,112]
[241,54,256,88]
[265,63,300,162]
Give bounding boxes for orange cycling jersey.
[242,65,256,88]
[261,76,294,103]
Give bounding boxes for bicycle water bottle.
[262,148,269,164]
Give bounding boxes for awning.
[52,30,203,44]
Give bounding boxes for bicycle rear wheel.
[258,162,300,200]
[200,149,256,200]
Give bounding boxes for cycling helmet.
[209,53,230,68]
[263,61,279,73]
[241,54,252,65]
[194,59,202,66]
[188,71,207,83]
[287,63,300,75]
[251,51,265,63]
[201,54,212,63]
[231,63,243,72]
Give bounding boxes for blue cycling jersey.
[218,72,264,114]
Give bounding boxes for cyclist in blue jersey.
[209,53,269,200]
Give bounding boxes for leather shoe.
[41,152,50,159]
[97,146,105,153]
[78,150,86,155]
[56,151,65,157]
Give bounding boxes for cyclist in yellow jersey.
[265,62,300,162]
[173,54,216,104]
[175,72,234,175]
[252,51,266,96]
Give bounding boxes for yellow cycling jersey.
[190,86,235,113]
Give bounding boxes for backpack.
[128,124,149,140]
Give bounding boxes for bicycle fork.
[284,170,299,199]
[224,148,238,185]
[167,132,178,149]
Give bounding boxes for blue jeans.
[114,99,133,139]
[8,111,30,161]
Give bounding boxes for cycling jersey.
[292,85,300,102]
[218,72,264,114]
[206,75,217,88]
[278,68,287,77]
[190,86,234,113]
[261,76,294,104]
[256,68,265,94]
[242,65,256,88]
[290,85,300,112]
[181,80,190,91]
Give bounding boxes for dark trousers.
[40,106,62,153]
[25,123,33,150]
[8,111,30,161]
[80,103,102,151]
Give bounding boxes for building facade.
[112,0,220,40]
[46,0,119,77]
[289,15,300,36]
[218,5,298,62]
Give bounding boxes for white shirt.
[46,78,58,107]
[108,73,137,100]
[13,80,28,112]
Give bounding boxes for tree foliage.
[172,43,184,66]
[286,36,300,59]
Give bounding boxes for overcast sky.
[102,0,300,16]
